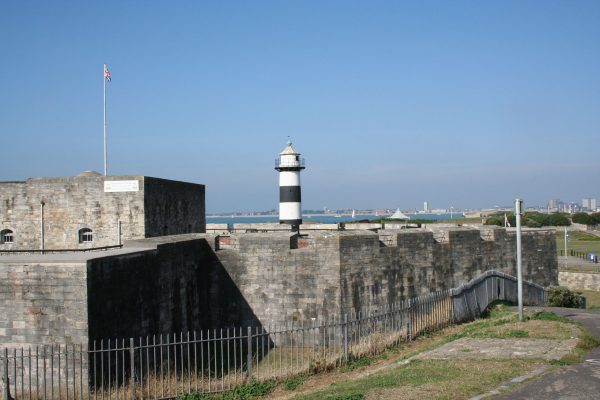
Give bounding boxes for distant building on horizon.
[423,201,429,212]
[583,198,597,212]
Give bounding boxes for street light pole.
[564,227,568,269]
[515,198,524,322]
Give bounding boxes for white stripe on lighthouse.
[280,202,302,221]
[279,171,301,187]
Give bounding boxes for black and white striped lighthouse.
[275,139,305,231]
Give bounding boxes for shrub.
[547,286,584,308]
[485,217,502,226]
[525,212,571,227]
[572,212,594,225]
[547,213,571,226]
[524,219,542,228]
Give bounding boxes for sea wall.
[209,227,558,327]
[0,227,557,349]
[86,236,261,341]
[0,236,262,350]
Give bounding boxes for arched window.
[79,228,93,243]
[0,229,14,244]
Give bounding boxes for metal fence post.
[129,338,135,399]
[407,299,413,341]
[3,348,9,400]
[343,314,348,362]
[246,327,252,381]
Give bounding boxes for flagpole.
[103,64,107,176]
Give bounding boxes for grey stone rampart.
[0,234,262,349]
[0,176,146,249]
[0,262,88,347]
[212,232,342,326]
[211,227,558,327]
[143,177,205,236]
[0,228,557,353]
[232,223,290,232]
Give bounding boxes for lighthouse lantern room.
[275,139,305,232]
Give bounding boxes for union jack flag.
[104,64,111,82]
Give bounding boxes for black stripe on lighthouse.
[279,186,302,203]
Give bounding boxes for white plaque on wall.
[104,180,140,193]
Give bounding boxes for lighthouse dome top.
[280,139,300,156]
[275,139,305,171]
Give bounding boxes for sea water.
[207,213,464,225]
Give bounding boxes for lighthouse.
[275,139,305,231]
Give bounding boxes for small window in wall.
[1,229,14,244]
[79,228,93,243]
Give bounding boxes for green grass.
[290,359,540,400]
[531,311,571,323]
[340,356,373,372]
[283,374,308,391]
[560,331,600,364]
[289,307,582,400]
[556,231,600,254]
[177,381,276,400]
[179,307,590,400]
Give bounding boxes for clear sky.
[1,1,599,212]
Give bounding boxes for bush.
[547,213,571,226]
[524,212,571,227]
[572,212,594,225]
[524,219,542,228]
[547,286,584,308]
[591,212,600,224]
[484,217,502,226]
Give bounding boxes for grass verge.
[291,359,542,400]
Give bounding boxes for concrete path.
[491,307,600,400]
[415,337,577,361]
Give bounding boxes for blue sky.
[1,1,599,212]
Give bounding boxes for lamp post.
[515,198,524,322]
[564,227,568,269]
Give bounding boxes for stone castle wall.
[143,177,206,237]
[0,176,205,250]
[209,227,558,327]
[0,262,88,347]
[0,227,558,349]
[0,236,262,349]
